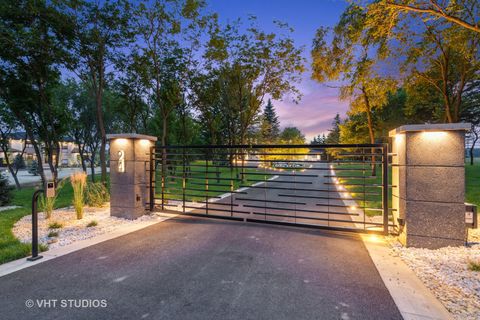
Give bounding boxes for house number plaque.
[118,150,125,173]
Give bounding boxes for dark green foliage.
[279,127,305,144]
[28,160,39,176]
[468,260,480,272]
[86,220,98,228]
[310,134,326,144]
[47,231,59,238]
[0,173,12,206]
[261,99,280,143]
[326,114,341,144]
[12,154,25,170]
[48,221,63,229]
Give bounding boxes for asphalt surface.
[0,216,402,320]
[176,161,368,230]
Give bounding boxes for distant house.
[1,132,81,167]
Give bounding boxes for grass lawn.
[466,160,480,207]
[333,162,389,217]
[0,174,104,264]
[157,160,263,202]
[336,158,480,217]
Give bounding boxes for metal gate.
[149,144,391,234]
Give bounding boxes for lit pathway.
[0,216,402,320]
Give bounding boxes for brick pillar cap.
[389,123,471,137]
[106,133,157,141]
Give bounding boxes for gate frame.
[149,143,390,235]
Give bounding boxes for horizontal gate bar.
[150,142,390,235]
[245,218,385,235]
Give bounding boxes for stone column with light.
[107,134,157,219]
[390,123,470,249]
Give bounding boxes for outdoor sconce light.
[420,131,447,140]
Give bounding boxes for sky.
[207,0,350,141]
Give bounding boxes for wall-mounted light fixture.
[420,131,447,140]
[116,138,128,145]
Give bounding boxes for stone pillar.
[107,134,157,219]
[389,123,470,249]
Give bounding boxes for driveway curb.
[0,212,178,278]
[361,234,453,320]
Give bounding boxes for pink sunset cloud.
[273,77,349,141]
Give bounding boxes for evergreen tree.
[13,154,26,170]
[311,134,326,144]
[28,160,40,176]
[261,99,280,143]
[0,172,12,206]
[326,114,341,144]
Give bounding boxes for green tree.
[61,80,101,180]
[204,17,305,145]
[0,0,74,186]
[113,54,151,134]
[0,172,12,206]
[0,103,24,189]
[461,81,480,165]
[73,0,134,184]
[374,1,479,34]
[134,0,208,147]
[312,4,397,174]
[325,114,342,144]
[364,0,480,123]
[312,5,397,147]
[260,99,281,143]
[279,127,306,144]
[310,134,326,145]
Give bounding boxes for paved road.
[3,167,107,186]
[168,161,372,231]
[0,216,402,320]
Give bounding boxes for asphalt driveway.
[0,216,402,320]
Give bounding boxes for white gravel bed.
[13,205,166,250]
[387,230,480,320]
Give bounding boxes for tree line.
[311,0,479,164]
[0,0,305,187]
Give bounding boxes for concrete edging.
[361,235,453,320]
[0,212,178,278]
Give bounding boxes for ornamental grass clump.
[70,172,87,219]
[85,182,110,207]
[468,259,480,272]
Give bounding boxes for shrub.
[86,220,98,228]
[48,221,63,229]
[13,154,26,170]
[47,230,59,237]
[85,182,110,207]
[0,172,13,206]
[468,260,480,272]
[40,180,65,219]
[71,172,87,219]
[28,160,40,176]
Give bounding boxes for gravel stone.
[387,227,480,320]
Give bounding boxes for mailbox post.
[27,182,55,261]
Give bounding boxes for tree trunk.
[77,140,87,172]
[31,140,46,187]
[470,128,478,166]
[362,87,376,176]
[96,86,107,185]
[90,158,96,182]
[1,149,21,189]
